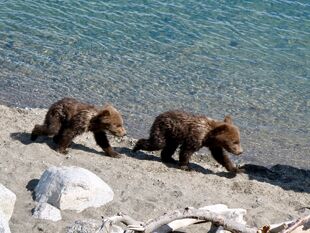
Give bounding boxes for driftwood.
[144,208,256,233]
[143,205,253,233]
[267,221,293,233]
[98,205,310,233]
[99,205,252,233]
[257,214,310,233]
[97,212,143,233]
[280,215,310,233]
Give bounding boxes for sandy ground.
[0,104,309,233]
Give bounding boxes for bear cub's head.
[206,116,243,155]
[91,104,126,137]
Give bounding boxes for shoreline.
[0,104,309,232]
[0,103,310,170]
[2,100,309,171]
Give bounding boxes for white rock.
[0,210,11,233]
[34,166,114,212]
[32,202,62,222]
[0,184,16,233]
[0,184,16,222]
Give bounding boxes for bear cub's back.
[48,97,98,121]
[153,110,214,139]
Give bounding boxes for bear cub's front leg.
[94,131,121,158]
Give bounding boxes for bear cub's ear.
[103,103,113,109]
[224,115,233,124]
[98,109,111,118]
[100,104,116,117]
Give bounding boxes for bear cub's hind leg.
[178,146,195,171]
[133,137,165,152]
[132,139,149,152]
[55,128,78,154]
[31,123,61,141]
[160,140,179,164]
[52,124,66,144]
[31,125,47,141]
[31,113,62,141]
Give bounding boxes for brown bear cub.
[133,110,243,172]
[31,97,126,157]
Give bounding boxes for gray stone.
[66,219,123,233]
[32,202,62,222]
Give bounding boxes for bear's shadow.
[114,146,214,175]
[10,132,104,156]
[26,178,40,201]
[116,147,310,193]
[240,163,310,193]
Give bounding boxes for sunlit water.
[0,0,309,168]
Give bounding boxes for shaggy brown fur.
[31,97,126,157]
[133,110,243,172]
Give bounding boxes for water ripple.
[0,0,309,168]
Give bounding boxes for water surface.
[0,0,309,168]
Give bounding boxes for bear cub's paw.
[56,148,69,155]
[105,150,122,158]
[161,157,177,164]
[179,165,192,171]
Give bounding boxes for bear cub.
[31,97,126,157]
[133,110,243,172]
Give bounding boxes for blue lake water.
[0,0,309,168]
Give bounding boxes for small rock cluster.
[1,166,114,232]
